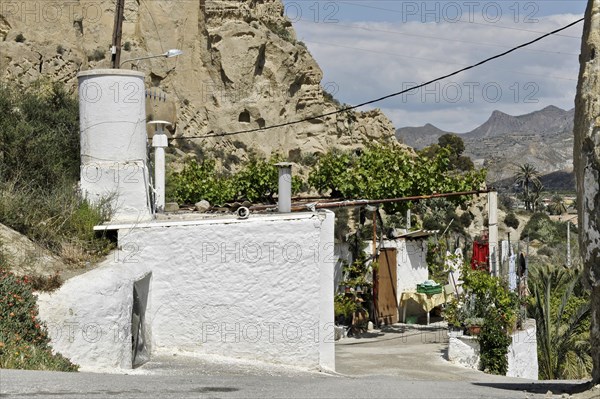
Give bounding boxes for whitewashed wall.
[379,239,429,320]
[388,239,429,296]
[36,257,147,370]
[507,320,539,379]
[447,320,538,379]
[37,212,335,371]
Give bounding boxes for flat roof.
[93,211,325,231]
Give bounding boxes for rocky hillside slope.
[0,0,396,158]
[396,106,574,184]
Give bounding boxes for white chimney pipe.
[275,162,293,213]
[148,120,171,213]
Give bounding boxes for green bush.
[15,33,25,43]
[88,48,106,62]
[309,144,486,214]
[0,82,80,189]
[170,154,302,205]
[479,308,512,375]
[445,265,518,375]
[0,82,113,264]
[521,212,558,243]
[504,212,519,229]
[0,267,78,371]
[170,158,235,205]
[0,181,113,264]
[233,155,301,203]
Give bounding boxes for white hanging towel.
[508,248,517,291]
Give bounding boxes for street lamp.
[120,49,183,68]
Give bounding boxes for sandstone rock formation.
[573,0,600,384]
[0,0,396,159]
[0,223,64,276]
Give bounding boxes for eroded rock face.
[0,0,396,158]
[574,0,600,384]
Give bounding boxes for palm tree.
[514,163,541,211]
[531,179,545,213]
[549,194,568,215]
[529,262,592,379]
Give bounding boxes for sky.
[281,1,588,132]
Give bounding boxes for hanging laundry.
[508,250,517,291]
[518,253,527,277]
[471,240,489,271]
[447,247,464,295]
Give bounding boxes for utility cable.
[173,17,584,140]
[338,1,583,39]
[295,18,580,56]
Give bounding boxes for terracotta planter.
[468,325,482,336]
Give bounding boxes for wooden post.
[111,0,126,68]
[372,208,378,327]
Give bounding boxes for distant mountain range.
[395,106,575,190]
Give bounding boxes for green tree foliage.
[438,133,466,155]
[421,133,474,171]
[170,154,301,205]
[0,82,80,189]
[520,212,559,243]
[307,149,353,198]
[309,144,486,213]
[444,264,518,375]
[548,194,567,215]
[234,155,301,203]
[504,212,520,229]
[170,158,235,205]
[514,163,541,211]
[0,82,111,262]
[479,307,513,375]
[528,262,591,379]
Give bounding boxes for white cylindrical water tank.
[78,69,152,223]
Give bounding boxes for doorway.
[376,248,398,325]
[132,273,151,367]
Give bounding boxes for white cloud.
[292,13,583,131]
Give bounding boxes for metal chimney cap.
[148,120,172,126]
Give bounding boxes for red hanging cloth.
[471,240,489,271]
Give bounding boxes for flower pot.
[468,325,481,336]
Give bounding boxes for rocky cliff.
[0,0,396,158]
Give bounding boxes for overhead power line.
[339,1,582,39]
[295,18,579,56]
[174,17,584,141]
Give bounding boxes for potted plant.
[465,317,485,336]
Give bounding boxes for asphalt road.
[0,366,586,399]
[0,324,589,399]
